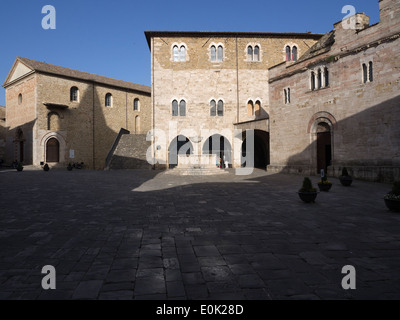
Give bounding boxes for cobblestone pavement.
[0,168,399,300]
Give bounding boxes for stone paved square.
[1,168,400,300]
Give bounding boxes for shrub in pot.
[298,177,318,203]
[339,167,353,186]
[384,181,400,212]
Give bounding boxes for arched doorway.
[316,122,332,175]
[15,129,24,163]
[168,135,193,168]
[202,134,232,168]
[241,130,270,169]
[46,138,60,163]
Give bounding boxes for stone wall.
[150,33,319,168]
[268,2,400,181]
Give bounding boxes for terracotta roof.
[5,57,151,94]
[144,30,324,49]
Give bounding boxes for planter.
[298,192,318,203]
[339,176,353,186]
[67,166,73,171]
[384,198,400,212]
[318,183,332,192]
[17,167,23,172]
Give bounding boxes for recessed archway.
[316,122,332,175]
[202,134,232,168]
[168,135,193,168]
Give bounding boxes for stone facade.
[267,0,400,182]
[145,31,321,168]
[0,106,5,161]
[2,57,151,169]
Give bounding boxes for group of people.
[216,155,228,169]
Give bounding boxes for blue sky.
[0,0,380,106]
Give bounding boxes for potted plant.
[43,163,50,171]
[298,177,318,203]
[16,162,23,172]
[67,163,73,171]
[384,181,400,212]
[339,167,353,186]
[318,175,332,192]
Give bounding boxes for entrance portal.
[241,130,269,169]
[316,123,332,174]
[46,138,60,163]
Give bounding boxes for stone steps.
[165,167,230,176]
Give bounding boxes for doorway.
[316,122,331,174]
[46,138,60,163]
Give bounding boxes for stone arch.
[168,135,194,168]
[202,134,232,167]
[308,112,337,174]
[40,132,67,164]
[47,111,61,131]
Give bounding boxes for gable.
[8,62,33,83]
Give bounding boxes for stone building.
[0,106,5,161]
[2,57,151,169]
[267,0,400,181]
[145,31,322,169]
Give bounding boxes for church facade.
[2,57,151,169]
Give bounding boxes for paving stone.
[193,245,220,257]
[134,277,166,295]
[72,280,103,300]
[166,281,186,298]
[1,170,400,300]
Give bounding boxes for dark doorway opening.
[317,123,332,174]
[168,135,193,169]
[46,138,60,163]
[241,130,270,169]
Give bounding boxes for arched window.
[105,93,112,107]
[173,46,179,61]
[18,93,23,105]
[210,100,216,116]
[362,63,368,83]
[217,100,224,116]
[172,100,178,116]
[247,100,254,116]
[211,46,216,62]
[284,89,288,104]
[134,98,139,111]
[292,46,298,62]
[324,67,329,87]
[247,46,253,61]
[180,46,186,62]
[217,46,223,62]
[179,100,186,116]
[255,100,261,116]
[135,115,140,133]
[254,46,260,61]
[286,46,291,61]
[47,112,60,131]
[311,72,316,91]
[317,69,322,89]
[70,87,79,102]
[369,61,373,82]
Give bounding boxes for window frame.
[134,98,140,111]
[70,86,79,102]
[105,93,113,107]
